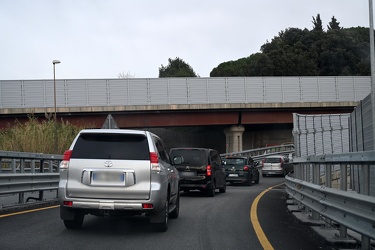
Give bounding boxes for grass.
[0,116,87,154]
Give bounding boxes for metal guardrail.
[0,151,62,207]
[285,150,375,249]
[220,144,295,162]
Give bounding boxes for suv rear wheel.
[63,212,84,229]
[154,199,169,232]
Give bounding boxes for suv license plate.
[92,172,125,184]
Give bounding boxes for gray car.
[261,155,293,177]
[58,129,180,232]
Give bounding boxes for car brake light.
[142,203,153,209]
[63,201,73,207]
[243,165,249,171]
[60,150,72,170]
[206,165,212,176]
[150,152,161,172]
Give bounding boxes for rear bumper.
[262,170,284,176]
[227,176,248,183]
[179,179,212,190]
[58,179,168,218]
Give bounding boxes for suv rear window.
[71,133,150,160]
[170,149,207,166]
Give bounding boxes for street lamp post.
[52,60,61,153]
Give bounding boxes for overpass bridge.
[0,76,371,152]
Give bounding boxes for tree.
[118,71,136,78]
[312,14,323,32]
[327,16,341,30]
[159,57,198,77]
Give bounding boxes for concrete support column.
[224,125,245,153]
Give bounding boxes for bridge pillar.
[224,125,245,153]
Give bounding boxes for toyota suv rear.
[58,129,180,232]
[169,148,226,197]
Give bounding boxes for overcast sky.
[0,0,371,80]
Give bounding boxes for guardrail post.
[20,159,25,172]
[361,164,371,250]
[324,164,332,228]
[311,163,320,220]
[31,160,35,173]
[338,164,348,238]
[11,159,16,173]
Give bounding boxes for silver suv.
[58,129,180,232]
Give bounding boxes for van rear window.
[170,149,207,166]
[71,133,150,160]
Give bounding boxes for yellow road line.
[250,183,284,250]
[0,205,59,218]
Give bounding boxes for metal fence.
[286,151,375,249]
[289,96,375,249]
[0,151,62,207]
[0,76,371,109]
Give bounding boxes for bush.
[0,116,86,154]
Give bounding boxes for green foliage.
[159,57,198,77]
[327,16,341,30]
[0,117,85,154]
[209,16,371,77]
[312,14,324,32]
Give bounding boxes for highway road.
[0,176,336,250]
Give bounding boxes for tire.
[255,174,260,184]
[63,212,84,229]
[246,175,253,186]
[207,182,215,197]
[219,181,226,193]
[154,199,169,232]
[169,192,180,219]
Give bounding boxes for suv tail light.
[150,152,161,172]
[60,150,72,170]
[243,165,249,171]
[206,165,212,176]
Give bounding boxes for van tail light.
[206,165,212,176]
[243,165,249,171]
[60,150,72,170]
[150,152,161,172]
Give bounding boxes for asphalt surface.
[0,176,351,250]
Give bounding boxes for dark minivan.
[170,148,226,197]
